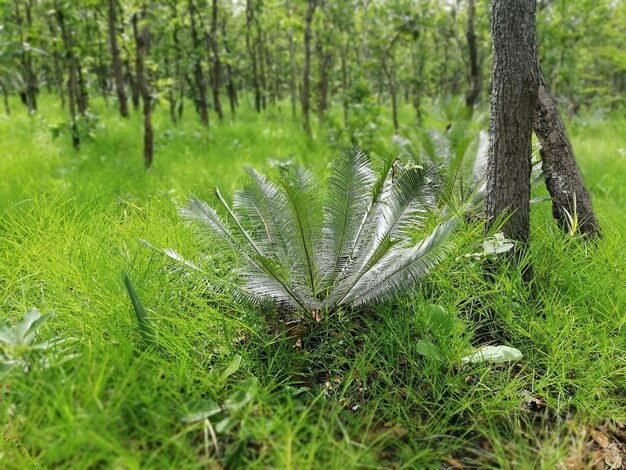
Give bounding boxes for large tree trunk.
[133,8,153,169]
[533,69,601,237]
[302,0,317,136]
[484,0,539,270]
[465,0,480,109]
[108,0,129,118]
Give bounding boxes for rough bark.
[133,9,153,169]
[302,0,317,136]
[533,69,601,237]
[108,0,129,118]
[484,0,539,266]
[465,0,480,109]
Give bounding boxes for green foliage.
[175,148,456,317]
[0,308,75,378]
[0,97,625,468]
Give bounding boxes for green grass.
[1,95,625,468]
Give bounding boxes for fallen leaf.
[590,429,611,448]
[461,345,523,364]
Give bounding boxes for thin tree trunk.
[45,15,66,109]
[341,45,348,129]
[533,69,601,237]
[77,58,88,115]
[382,56,399,132]
[246,0,261,113]
[257,30,268,110]
[108,0,129,118]
[465,0,480,109]
[54,1,80,149]
[1,85,10,115]
[221,18,237,116]
[287,0,297,118]
[484,0,539,277]
[317,45,332,121]
[302,0,317,136]
[209,0,224,121]
[189,0,209,127]
[14,0,37,114]
[133,8,153,169]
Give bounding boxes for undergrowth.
[0,96,624,468]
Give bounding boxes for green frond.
[176,148,457,317]
[320,147,376,287]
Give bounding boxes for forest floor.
[1,96,625,469]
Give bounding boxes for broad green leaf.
[425,304,455,337]
[415,339,442,361]
[461,345,523,364]
[219,355,243,383]
[224,388,253,414]
[181,399,222,424]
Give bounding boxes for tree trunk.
[533,69,601,237]
[45,14,66,109]
[221,18,237,116]
[484,0,539,273]
[133,9,153,169]
[76,63,88,115]
[1,85,10,116]
[108,0,129,118]
[246,0,262,113]
[382,56,399,133]
[14,0,37,114]
[465,0,480,109]
[340,45,349,129]
[302,0,317,136]
[189,0,209,127]
[209,0,224,121]
[257,30,268,110]
[54,2,80,149]
[317,45,332,121]
[287,0,298,118]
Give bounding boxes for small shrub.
[173,148,456,318]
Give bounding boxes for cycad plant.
[398,117,543,215]
[176,148,456,318]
